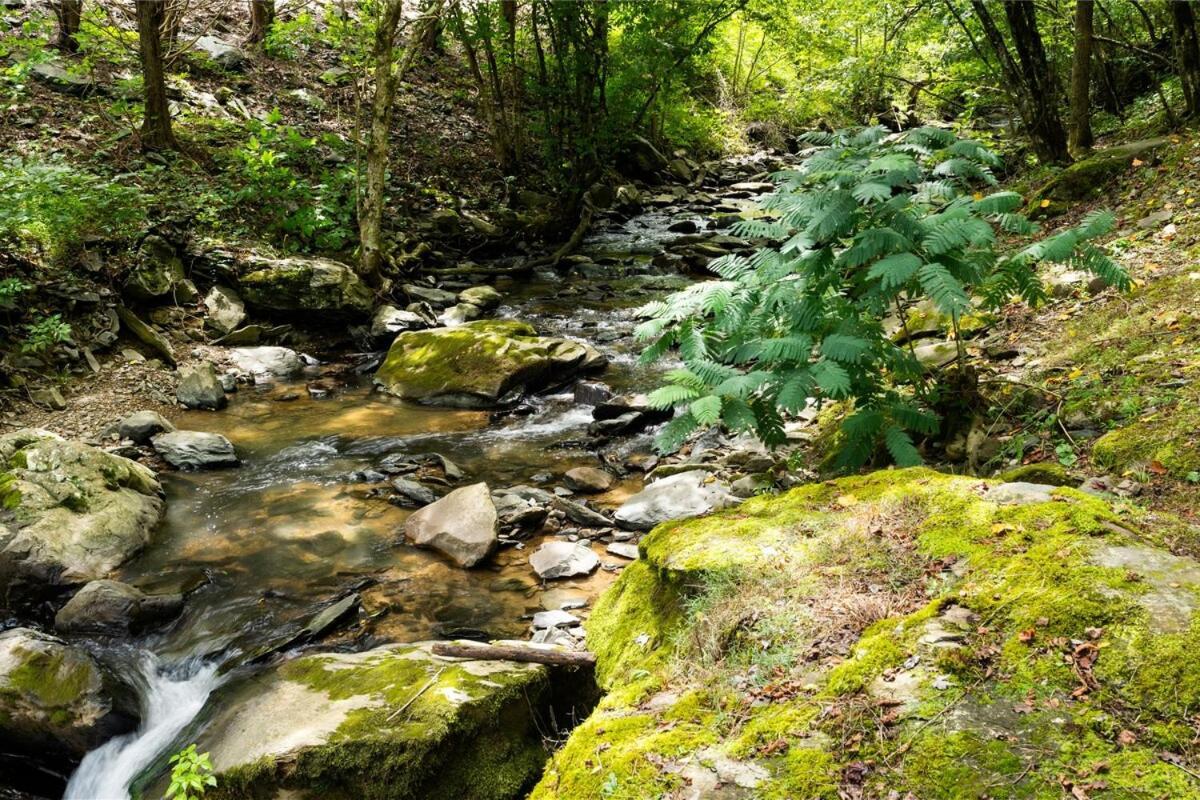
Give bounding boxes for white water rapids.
[64,655,222,800]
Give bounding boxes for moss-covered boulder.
[374,320,606,408]
[0,430,163,601]
[188,642,559,800]
[532,468,1200,799]
[1030,138,1167,218]
[237,254,373,319]
[0,627,130,757]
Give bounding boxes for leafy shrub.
[0,156,146,264]
[226,110,356,252]
[0,278,30,311]
[21,314,72,355]
[637,126,1127,469]
[164,744,216,800]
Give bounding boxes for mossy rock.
[1093,418,1200,479]
[374,320,606,408]
[1029,138,1168,218]
[0,430,163,601]
[997,462,1073,486]
[237,253,373,319]
[174,642,559,800]
[532,468,1200,798]
[0,627,129,757]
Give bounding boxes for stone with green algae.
[170,642,558,800]
[374,320,606,408]
[237,253,373,318]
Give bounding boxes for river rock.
[530,540,600,579]
[151,430,239,469]
[229,346,303,379]
[374,320,606,408]
[458,285,502,310]
[0,430,163,596]
[181,642,554,799]
[369,305,428,342]
[124,235,192,303]
[0,628,129,757]
[390,477,438,507]
[404,482,498,567]
[115,409,175,444]
[438,302,482,327]
[237,254,373,318]
[54,579,183,635]
[606,542,639,560]
[403,284,459,308]
[564,466,614,494]
[176,361,226,410]
[614,470,736,531]
[574,380,614,406]
[203,285,246,336]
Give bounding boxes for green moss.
[1093,417,1200,477]
[758,747,839,799]
[1,641,94,711]
[0,472,19,510]
[997,462,1072,486]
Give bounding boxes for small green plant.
[0,278,30,311]
[636,126,1128,470]
[1055,442,1078,468]
[21,314,72,354]
[164,744,216,800]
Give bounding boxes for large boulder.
[0,628,129,757]
[203,285,246,336]
[228,346,303,379]
[613,470,735,531]
[237,254,373,318]
[124,235,194,304]
[0,430,163,597]
[54,579,183,635]
[404,482,498,568]
[176,362,226,410]
[151,431,239,470]
[1030,138,1169,216]
[179,642,556,800]
[374,320,606,408]
[192,35,247,70]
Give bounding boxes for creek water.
[58,215,717,798]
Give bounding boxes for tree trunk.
[1172,0,1200,117]
[247,0,275,45]
[970,0,1069,163]
[136,0,177,151]
[1069,0,1095,154]
[53,0,82,53]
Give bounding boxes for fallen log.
[431,641,596,667]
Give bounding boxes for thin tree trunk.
[53,0,82,53]
[137,0,177,151]
[1069,0,1095,154]
[1172,0,1200,118]
[247,0,275,45]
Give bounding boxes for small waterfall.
[64,654,222,800]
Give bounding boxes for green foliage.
[638,127,1127,469]
[224,110,357,252]
[164,744,216,800]
[0,278,30,312]
[20,314,72,355]
[264,12,321,60]
[0,156,146,264]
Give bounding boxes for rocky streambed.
[1,152,804,799]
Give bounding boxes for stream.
[52,157,783,800]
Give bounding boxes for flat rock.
[606,542,639,560]
[987,481,1055,505]
[404,482,498,567]
[531,609,580,630]
[152,430,239,470]
[529,540,600,580]
[229,346,303,379]
[614,470,736,531]
[30,60,97,96]
[369,305,429,342]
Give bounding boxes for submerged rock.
[613,470,735,531]
[374,320,606,408]
[54,579,183,635]
[151,430,239,470]
[185,642,557,800]
[0,430,163,596]
[404,482,498,568]
[237,254,373,318]
[0,628,129,757]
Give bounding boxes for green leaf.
[884,425,922,466]
[690,395,723,426]
[646,385,699,409]
[867,252,921,290]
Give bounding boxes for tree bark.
[247,0,275,45]
[53,0,82,53]
[970,0,1070,163]
[1069,0,1095,154]
[431,641,596,667]
[1172,0,1200,117]
[136,0,177,151]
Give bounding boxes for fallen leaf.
[1118,729,1137,746]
